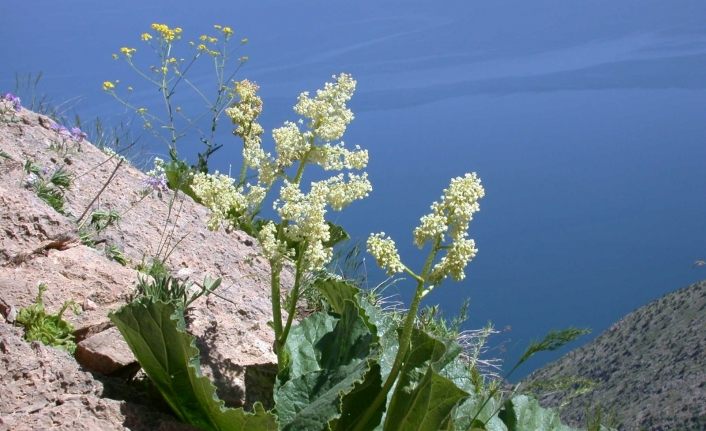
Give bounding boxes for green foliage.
[274,300,374,430]
[89,209,121,233]
[24,160,72,215]
[110,299,276,431]
[106,244,128,266]
[509,328,591,377]
[525,375,596,408]
[164,158,201,202]
[15,283,79,354]
[133,273,221,312]
[499,395,578,431]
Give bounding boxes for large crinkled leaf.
[274,300,374,431]
[383,328,468,430]
[110,299,277,431]
[312,277,359,316]
[330,362,383,431]
[499,395,579,431]
[385,366,468,431]
[283,311,337,379]
[440,359,507,431]
[358,299,399,380]
[449,395,508,431]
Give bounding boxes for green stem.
[270,266,285,369]
[280,245,306,348]
[353,237,442,431]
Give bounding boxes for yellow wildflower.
[136,107,147,115]
[222,26,234,38]
[150,23,180,42]
[120,47,136,58]
[199,34,208,42]
[102,81,115,91]
[208,36,218,44]
[213,24,222,30]
[140,33,152,41]
[197,44,207,52]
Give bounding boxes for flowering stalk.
[357,172,485,429]
[193,73,371,370]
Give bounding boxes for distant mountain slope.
[524,280,706,430]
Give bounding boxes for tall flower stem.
[353,237,441,431]
[270,266,285,367]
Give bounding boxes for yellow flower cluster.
[199,34,219,44]
[150,23,182,42]
[102,81,115,91]
[140,33,152,41]
[213,24,234,38]
[120,47,136,58]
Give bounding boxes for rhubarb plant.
[109,23,613,431]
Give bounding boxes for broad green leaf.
[275,300,374,431]
[282,311,337,380]
[384,367,467,431]
[312,277,360,316]
[499,395,579,431]
[383,329,468,430]
[323,222,350,248]
[110,299,276,431]
[330,362,383,431]
[358,299,399,380]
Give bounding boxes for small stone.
[83,297,98,311]
[75,327,136,375]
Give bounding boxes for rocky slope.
[0,108,292,429]
[524,280,706,430]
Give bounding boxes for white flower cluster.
[191,171,247,230]
[198,74,370,275]
[272,121,312,169]
[257,221,292,271]
[366,233,405,275]
[225,80,274,180]
[310,143,368,171]
[294,73,356,142]
[191,169,267,231]
[274,171,371,272]
[414,173,485,282]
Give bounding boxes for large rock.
[0,321,195,431]
[0,108,294,423]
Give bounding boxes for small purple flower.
[50,123,70,136]
[70,127,87,142]
[2,93,21,112]
[144,175,168,193]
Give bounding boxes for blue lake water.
[2,0,706,379]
